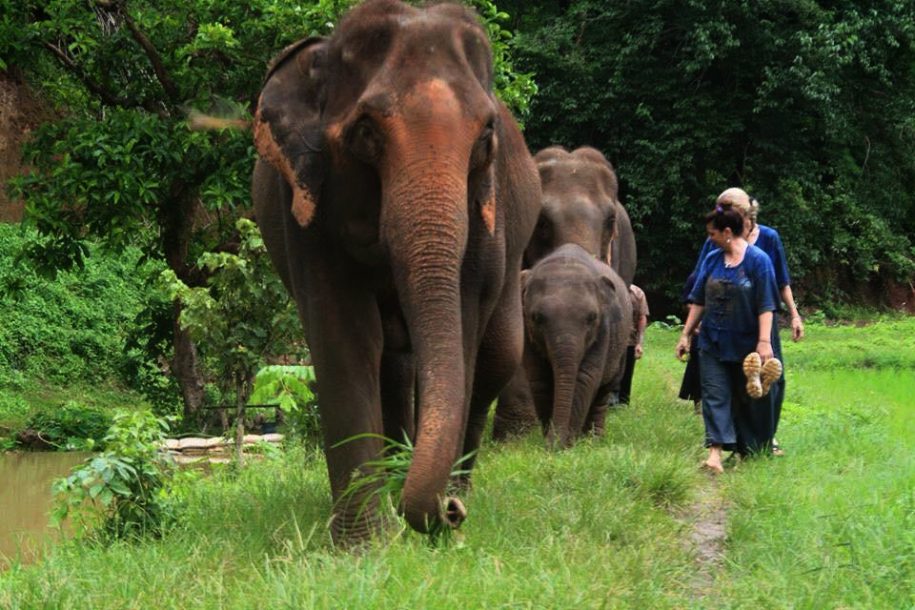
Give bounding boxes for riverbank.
[1,319,912,607]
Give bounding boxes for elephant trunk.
[547,336,583,449]
[382,166,469,533]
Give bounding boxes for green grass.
[1,319,913,608]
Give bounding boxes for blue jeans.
[699,350,775,455]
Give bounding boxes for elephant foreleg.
[460,279,525,479]
[296,263,387,544]
[492,366,537,441]
[584,383,614,436]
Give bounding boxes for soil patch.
[0,72,54,223]
[682,475,729,600]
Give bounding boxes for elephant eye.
[470,118,496,169]
[531,311,545,325]
[586,311,598,324]
[478,118,495,143]
[535,215,552,240]
[347,117,383,163]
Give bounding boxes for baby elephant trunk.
[547,336,585,449]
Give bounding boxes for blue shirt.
[689,245,778,362]
[692,224,790,305]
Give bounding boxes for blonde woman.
[689,188,802,455]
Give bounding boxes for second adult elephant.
[492,146,636,440]
[521,244,631,448]
[252,0,541,543]
[525,146,637,285]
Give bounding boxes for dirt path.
[683,474,729,601]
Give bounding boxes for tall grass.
[1,319,912,609]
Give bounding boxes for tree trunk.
[160,181,207,424]
[171,301,205,423]
[235,375,246,467]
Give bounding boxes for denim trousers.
[699,349,775,455]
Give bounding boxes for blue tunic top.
[692,224,791,303]
[688,245,778,362]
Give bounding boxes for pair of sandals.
[742,352,782,399]
[745,352,786,457]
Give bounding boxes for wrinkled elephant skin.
[526,146,636,284]
[522,245,631,448]
[493,146,637,441]
[251,0,540,543]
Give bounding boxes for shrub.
[21,401,113,450]
[0,225,165,390]
[51,410,194,541]
[250,365,320,443]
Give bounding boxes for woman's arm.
[780,284,804,341]
[675,304,705,360]
[756,311,774,360]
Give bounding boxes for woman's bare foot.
[702,460,724,474]
[702,446,725,474]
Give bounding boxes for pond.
[0,451,90,568]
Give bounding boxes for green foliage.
[250,365,315,412]
[250,365,321,441]
[0,224,160,388]
[500,0,915,304]
[163,219,303,408]
[467,0,538,118]
[51,410,191,541]
[22,401,113,451]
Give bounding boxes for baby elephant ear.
[600,273,624,323]
[254,37,327,228]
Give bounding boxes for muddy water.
[0,451,90,567]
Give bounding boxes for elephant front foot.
[329,494,392,548]
[492,413,536,441]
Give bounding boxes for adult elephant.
[252,0,540,543]
[525,146,636,285]
[493,146,636,440]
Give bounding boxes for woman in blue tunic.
[675,204,780,473]
[687,188,804,455]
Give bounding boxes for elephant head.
[526,146,637,285]
[522,244,624,448]
[253,0,520,535]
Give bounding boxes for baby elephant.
[522,244,632,448]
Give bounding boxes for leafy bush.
[52,410,194,541]
[21,401,113,450]
[250,365,320,442]
[0,225,164,389]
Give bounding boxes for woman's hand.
[675,334,690,361]
[791,315,804,342]
[757,340,774,361]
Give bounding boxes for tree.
[4,0,536,421]
[499,0,915,306]
[163,219,303,463]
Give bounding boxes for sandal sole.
[743,352,763,398]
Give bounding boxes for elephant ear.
[254,37,327,228]
[600,272,624,324]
